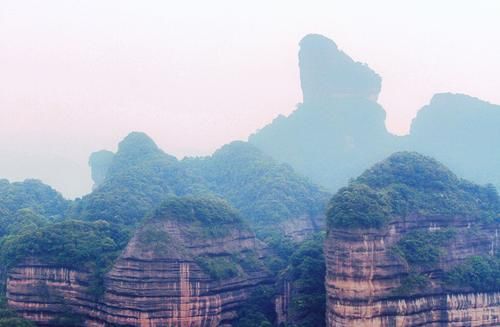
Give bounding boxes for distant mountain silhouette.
[250,34,399,191]
[409,93,500,189]
[250,34,500,191]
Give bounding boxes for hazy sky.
[1,0,499,198]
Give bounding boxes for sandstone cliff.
[325,152,500,326]
[7,197,272,326]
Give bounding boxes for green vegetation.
[233,252,265,273]
[0,179,69,220]
[79,135,329,238]
[393,229,455,269]
[327,152,500,229]
[0,220,128,269]
[446,255,500,291]
[0,220,129,299]
[195,256,239,280]
[0,179,69,239]
[327,184,389,228]
[154,196,246,238]
[137,225,170,254]
[73,132,209,227]
[234,286,276,327]
[392,273,429,296]
[236,233,326,327]
[286,234,326,326]
[183,141,330,237]
[0,296,34,327]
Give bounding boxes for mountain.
[88,150,114,190]
[0,178,70,311]
[73,132,209,226]
[409,93,500,190]
[0,179,69,239]
[250,34,500,195]
[183,141,330,238]
[5,196,272,326]
[325,152,500,326]
[249,34,399,192]
[83,134,329,239]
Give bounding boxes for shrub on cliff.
[446,255,500,291]
[392,229,455,268]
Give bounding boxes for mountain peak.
[118,132,159,154]
[299,34,381,104]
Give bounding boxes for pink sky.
[1,0,499,198]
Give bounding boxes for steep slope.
[410,93,500,190]
[250,35,500,194]
[6,197,272,326]
[85,134,329,239]
[249,34,399,192]
[88,150,114,190]
[73,132,209,226]
[325,152,500,326]
[0,179,69,225]
[0,179,70,310]
[183,141,330,238]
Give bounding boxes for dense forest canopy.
[183,141,330,233]
[82,135,329,237]
[327,152,500,229]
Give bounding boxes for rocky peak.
[299,34,382,103]
[88,150,114,190]
[111,131,177,171]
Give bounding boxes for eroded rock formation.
[250,34,398,192]
[325,152,500,326]
[299,34,381,103]
[88,150,114,190]
[7,197,272,326]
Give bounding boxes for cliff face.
[325,216,499,326]
[325,152,500,326]
[7,197,272,326]
[88,150,114,190]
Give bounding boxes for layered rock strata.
[325,216,499,326]
[325,152,500,326]
[7,198,272,326]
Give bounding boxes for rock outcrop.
[325,152,500,326]
[250,34,399,192]
[7,197,272,326]
[88,150,114,190]
[251,35,500,194]
[299,34,381,103]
